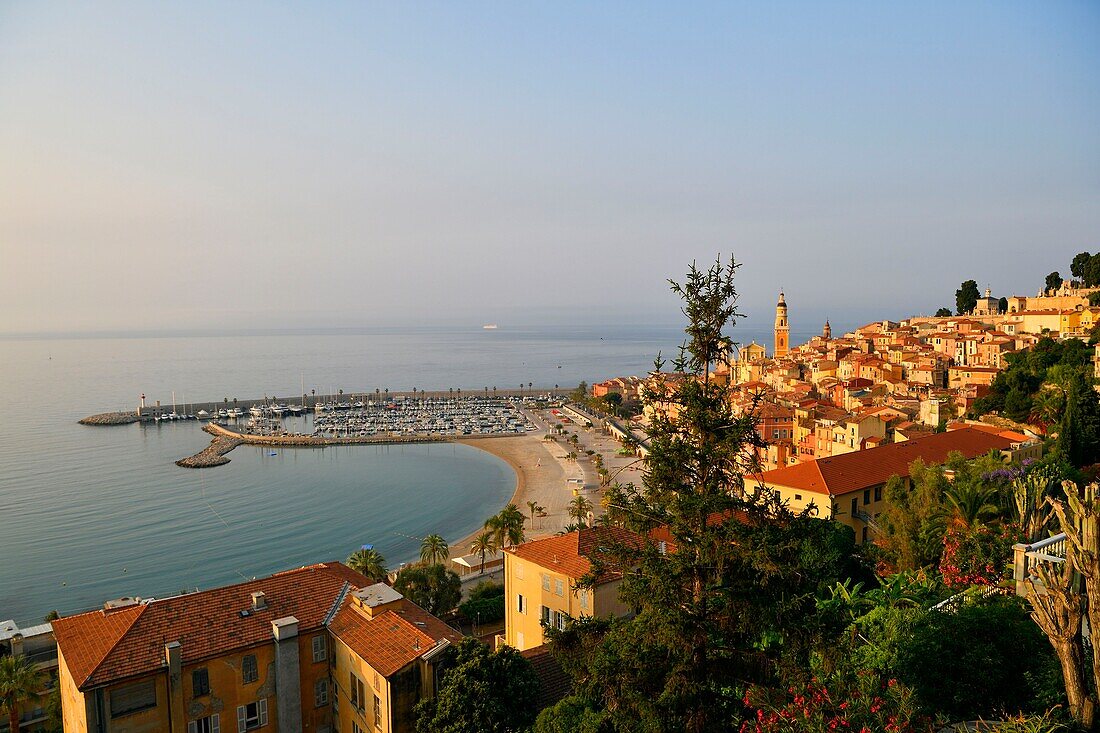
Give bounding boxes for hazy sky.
[1,2,1097,335]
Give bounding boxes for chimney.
[251,592,267,611]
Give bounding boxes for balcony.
[1012,533,1068,596]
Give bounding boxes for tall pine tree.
[544,257,858,733]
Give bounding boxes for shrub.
[458,594,505,623]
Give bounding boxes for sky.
[0,2,1097,336]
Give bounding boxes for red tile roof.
[53,562,372,690]
[521,645,572,711]
[755,428,1021,497]
[328,599,462,678]
[504,527,641,582]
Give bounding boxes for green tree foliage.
[877,460,950,571]
[571,382,589,401]
[544,258,860,733]
[998,296,1008,313]
[393,563,462,615]
[934,307,952,317]
[469,532,498,573]
[458,594,505,623]
[1071,251,1092,281]
[346,547,388,583]
[970,336,1097,430]
[895,597,1063,720]
[1086,255,1100,288]
[0,655,43,733]
[956,279,980,315]
[1089,291,1100,308]
[484,504,526,549]
[414,637,540,733]
[420,534,450,566]
[1045,272,1063,292]
[532,696,607,733]
[468,580,505,602]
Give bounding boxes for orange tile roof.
[755,428,1021,497]
[504,527,641,582]
[53,562,372,690]
[328,599,462,678]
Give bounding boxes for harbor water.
[0,324,717,624]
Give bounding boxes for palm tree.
[469,532,498,573]
[944,482,1001,531]
[568,495,593,528]
[420,534,449,566]
[485,505,526,549]
[346,548,388,583]
[0,655,43,733]
[526,500,540,524]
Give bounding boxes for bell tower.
[774,292,790,358]
[822,320,831,340]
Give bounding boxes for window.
[235,700,267,731]
[861,526,869,544]
[541,574,550,591]
[352,723,364,733]
[579,591,589,612]
[794,494,802,502]
[242,654,258,684]
[516,594,526,613]
[874,486,882,502]
[373,695,382,729]
[188,715,220,733]
[192,668,210,697]
[314,678,328,708]
[552,610,567,631]
[516,631,525,647]
[850,498,858,516]
[312,634,327,663]
[554,579,564,596]
[110,679,157,718]
[863,489,870,505]
[540,605,551,626]
[350,672,365,710]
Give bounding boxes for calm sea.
[5,324,769,625]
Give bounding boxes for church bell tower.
[774,292,790,358]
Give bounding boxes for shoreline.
[447,429,583,565]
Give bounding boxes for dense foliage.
[956,279,980,315]
[393,563,462,615]
[414,637,539,733]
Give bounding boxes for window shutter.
[258,699,268,726]
[236,706,246,733]
[188,722,197,733]
[212,715,221,733]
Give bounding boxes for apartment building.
[51,563,459,733]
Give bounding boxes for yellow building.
[51,563,459,733]
[328,584,461,733]
[502,528,637,652]
[756,427,1038,545]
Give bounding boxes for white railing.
[1013,533,1068,596]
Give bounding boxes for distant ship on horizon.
[482,324,498,330]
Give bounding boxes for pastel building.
[51,563,459,733]
[502,528,637,652]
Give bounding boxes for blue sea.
[0,322,808,625]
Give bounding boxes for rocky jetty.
[79,412,140,425]
[176,434,245,468]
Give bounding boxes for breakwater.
[176,422,516,469]
[175,433,244,468]
[79,388,571,425]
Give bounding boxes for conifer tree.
[546,257,858,733]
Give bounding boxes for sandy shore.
[448,431,584,563]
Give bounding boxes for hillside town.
[592,280,1100,475]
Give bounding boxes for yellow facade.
[333,638,391,733]
[503,552,628,652]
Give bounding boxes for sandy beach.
[448,430,586,563]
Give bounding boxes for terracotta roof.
[328,598,462,678]
[521,645,572,711]
[504,527,642,582]
[755,428,1021,497]
[53,562,372,690]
